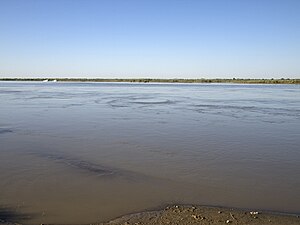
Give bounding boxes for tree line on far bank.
[0,78,299,84]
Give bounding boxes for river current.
[0,82,299,224]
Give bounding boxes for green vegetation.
[0,78,299,84]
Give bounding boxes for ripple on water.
[131,99,175,105]
[0,128,13,134]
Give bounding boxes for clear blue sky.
[0,0,299,78]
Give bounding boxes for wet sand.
[98,205,300,225]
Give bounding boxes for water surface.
[0,82,299,224]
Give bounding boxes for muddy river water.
[0,82,299,224]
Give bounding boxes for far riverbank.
[0,78,299,84]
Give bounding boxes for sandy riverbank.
[1,205,299,225]
[97,205,300,225]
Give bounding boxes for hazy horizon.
[1,0,300,79]
[0,76,299,80]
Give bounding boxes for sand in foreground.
[97,205,300,225]
[0,205,299,225]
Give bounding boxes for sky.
[0,0,299,79]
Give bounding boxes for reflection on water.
[0,82,300,224]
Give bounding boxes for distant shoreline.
[0,78,299,84]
